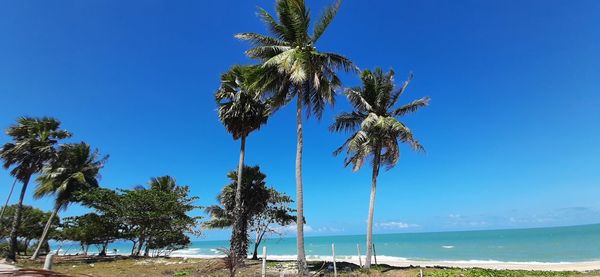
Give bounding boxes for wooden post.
[261,246,267,277]
[372,243,378,266]
[43,253,54,270]
[331,243,337,277]
[419,269,423,277]
[357,244,362,268]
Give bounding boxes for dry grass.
[14,256,600,277]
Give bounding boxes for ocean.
[54,223,600,263]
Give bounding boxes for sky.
[0,0,599,241]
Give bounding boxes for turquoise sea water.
[55,224,600,263]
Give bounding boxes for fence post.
[372,243,378,266]
[331,243,337,277]
[357,244,362,268]
[43,253,54,270]
[262,246,267,277]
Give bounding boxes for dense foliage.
[77,176,201,257]
[0,117,71,261]
[0,204,58,256]
[204,166,271,254]
[61,213,119,256]
[30,142,108,259]
[204,166,296,259]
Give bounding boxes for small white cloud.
[315,227,344,233]
[274,224,344,234]
[274,224,313,234]
[375,221,419,230]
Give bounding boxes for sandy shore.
[173,255,600,272]
[333,257,600,272]
[86,252,600,272]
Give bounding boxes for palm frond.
[312,0,341,42]
[331,68,428,172]
[329,112,366,133]
[393,97,430,116]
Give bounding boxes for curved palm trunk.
[231,135,247,262]
[0,178,18,221]
[6,175,31,262]
[364,149,381,268]
[30,203,60,260]
[295,94,308,275]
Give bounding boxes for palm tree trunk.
[6,174,31,262]
[30,203,60,260]
[295,93,308,276]
[231,135,247,262]
[0,178,18,221]
[364,148,381,268]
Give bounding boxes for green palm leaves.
[331,68,429,268]
[234,1,355,273]
[216,65,270,140]
[332,69,429,171]
[236,0,355,118]
[0,116,70,262]
[1,117,71,180]
[34,142,108,209]
[30,142,107,260]
[203,166,270,230]
[149,176,178,192]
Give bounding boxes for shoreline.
[336,257,600,272]
[166,253,600,272]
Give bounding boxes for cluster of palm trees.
[0,117,107,262]
[216,0,429,274]
[0,0,429,273]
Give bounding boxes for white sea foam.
[442,245,455,249]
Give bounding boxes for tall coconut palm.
[0,117,71,261]
[236,0,355,272]
[215,65,270,263]
[30,142,108,260]
[330,68,429,268]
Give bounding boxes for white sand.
[334,256,600,272]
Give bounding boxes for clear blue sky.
[1,0,599,240]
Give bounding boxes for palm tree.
[0,116,71,261]
[215,65,270,263]
[236,0,355,272]
[203,165,271,232]
[30,142,108,260]
[149,175,177,192]
[330,68,429,268]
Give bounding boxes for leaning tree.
[0,117,71,261]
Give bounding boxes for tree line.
[1,0,429,276]
[0,118,295,263]
[215,0,429,275]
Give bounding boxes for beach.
[336,257,600,272]
[48,223,600,273]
